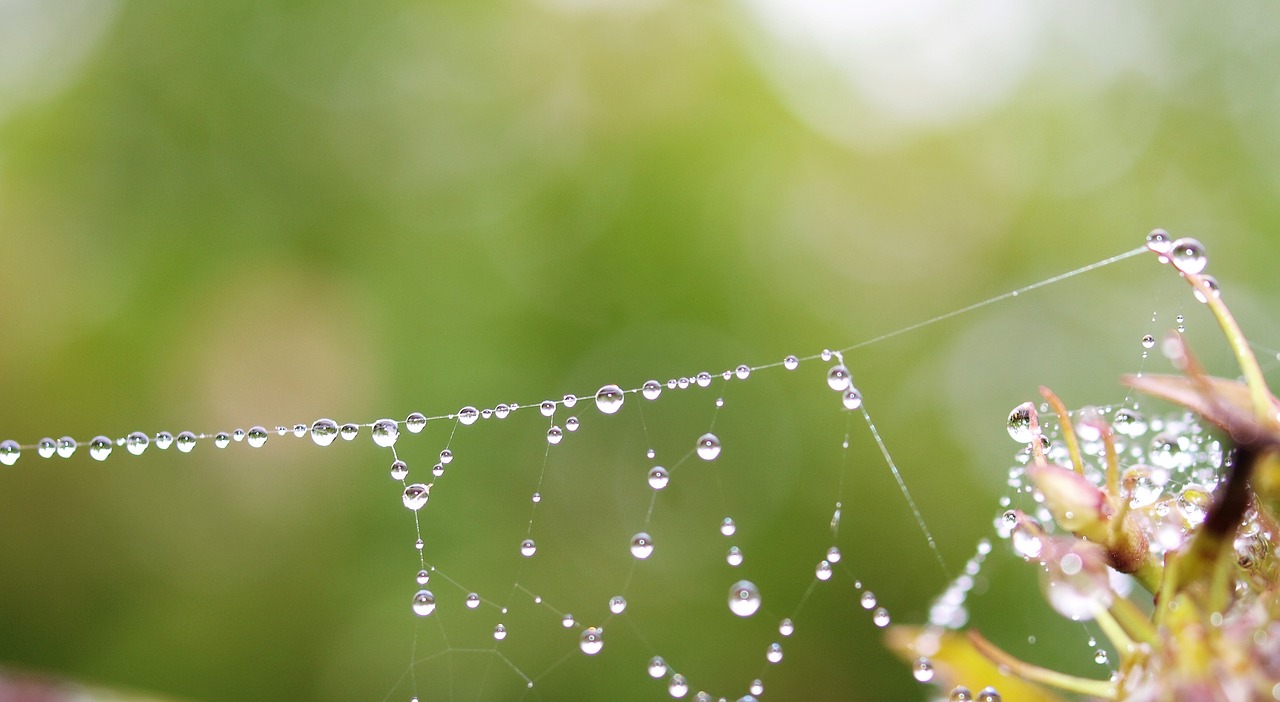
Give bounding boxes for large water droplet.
[439,449,453,464]
[1170,237,1207,274]
[728,580,761,617]
[579,627,604,655]
[405,412,427,434]
[1193,275,1220,303]
[595,385,624,414]
[412,590,436,616]
[826,365,851,391]
[124,432,149,456]
[647,656,667,678]
[88,436,112,461]
[668,674,688,698]
[371,419,400,448]
[309,419,339,447]
[647,466,669,490]
[245,427,268,448]
[1007,402,1035,443]
[0,440,19,466]
[696,433,721,461]
[734,364,751,380]
[494,404,510,419]
[457,406,479,426]
[520,539,537,557]
[175,432,196,454]
[695,372,712,388]
[37,438,56,459]
[402,483,430,511]
[641,380,662,400]
[630,532,654,559]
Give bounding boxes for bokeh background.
[2,1,1280,700]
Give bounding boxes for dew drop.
[872,607,891,627]
[213,432,230,449]
[949,686,974,702]
[246,426,268,448]
[494,404,510,419]
[411,589,436,616]
[1141,334,1156,349]
[566,416,579,432]
[232,428,246,443]
[562,613,575,628]
[766,642,783,663]
[912,657,934,682]
[579,627,604,655]
[466,593,480,609]
[647,656,668,678]
[531,492,541,503]
[1007,402,1035,443]
[668,674,688,698]
[276,426,288,436]
[456,406,478,426]
[1170,237,1207,274]
[1146,228,1173,256]
[826,546,841,563]
[123,431,150,456]
[646,448,656,459]
[842,388,863,410]
[1193,274,1220,303]
[977,687,1002,702]
[609,595,627,614]
[783,355,799,370]
[595,384,625,414]
[89,436,112,461]
[1094,648,1109,665]
[728,580,761,617]
[647,466,670,490]
[402,483,430,511]
[826,364,851,391]
[546,426,563,445]
[371,419,399,447]
[735,364,751,380]
[520,539,537,557]
[0,440,19,466]
[175,432,196,454]
[339,423,359,441]
[720,517,736,536]
[860,591,877,609]
[493,624,506,640]
[539,400,556,417]
[821,349,833,362]
[404,412,427,434]
[439,449,453,464]
[630,532,654,559]
[816,560,832,581]
[642,380,662,400]
[749,680,764,696]
[695,371,712,387]
[416,569,430,585]
[726,546,743,566]
[414,538,424,551]
[37,438,55,459]
[696,433,721,461]
[779,618,794,636]
[390,460,408,481]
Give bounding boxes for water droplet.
[720,517,736,536]
[647,656,667,678]
[821,349,833,362]
[466,593,480,609]
[520,539,536,557]
[546,426,563,445]
[232,428,246,443]
[0,440,19,465]
[432,463,443,477]
[494,404,511,419]
[696,433,721,461]
[1146,228,1173,256]
[1112,408,1147,438]
[559,393,576,409]
[290,424,307,438]
[416,569,430,585]
[439,449,453,464]
[609,595,627,614]
[414,538,424,551]
[371,419,399,447]
[88,436,112,461]
[1193,274,1220,303]
[668,673,689,698]
[647,466,670,490]
[1094,648,1109,665]
[783,355,799,370]
[246,427,268,449]
[860,591,877,609]
[339,423,359,441]
[121,431,149,456]
[595,385,625,414]
[912,657,934,682]
[539,400,556,417]
[493,624,506,640]
[402,483,430,511]
[175,432,196,454]
[1141,334,1156,349]
[566,416,579,432]
[749,680,764,696]
[411,589,436,616]
[579,627,604,655]
[766,642,783,663]
[1007,402,1035,443]
[646,448,656,459]
[728,580,761,617]
[826,546,841,563]
[37,438,56,459]
[733,364,751,380]
[390,460,408,481]
[872,607,891,627]
[841,388,863,410]
[826,365,851,391]
[726,546,743,566]
[816,560,832,580]
[531,492,541,503]
[456,406,479,426]
[949,686,974,702]
[641,380,662,400]
[214,432,231,449]
[630,532,654,559]
[1170,237,1207,274]
[695,372,712,388]
[977,687,1002,702]
[779,618,794,636]
[561,613,575,628]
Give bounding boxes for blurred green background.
[2,1,1280,700]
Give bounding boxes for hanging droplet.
[1146,228,1173,256]
[531,492,541,503]
[1170,237,1207,274]
[609,595,627,614]
[390,460,408,481]
[841,388,863,410]
[123,431,149,456]
[37,438,56,459]
[641,380,662,400]
[566,417,579,432]
[912,657,934,682]
[546,426,563,445]
[827,364,851,391]
[175,432,196,454]
[520,539,537,557]
[579,627,604,655]
[821,349,833,362]
[416,569,430,585]
[405,412,427,434]
[630,532,654,559]
[561,613,575,628]
[647,466,669,490]
[539,401,556,417]
[153,432,173,450]
[276,426,289,436]
[726,546,743,566]
[412,590,436,616]
[646,448,656,459]
[696,433,721,461]
[783,355,799,370]
[0,440,19,466]
[1141,334,1156,349]
[561,393,577,408]
[371,419,400,448]
[728,580,761,617]
[1094,648,1109,665]
[815,560,833,581]
[872,607,891,627]
[734,364,751,380]
[779,618,794,636]
[89,436,112,461]
[289,424,305,438]
[431,463,444,477]
[465,593,480,609]
[214,432,231,449]
[668,673,689,698]
[595,385,625,414]
[414,539,424,551]
[246,426,268,449]
[647,656,668,678]
[860,591,877,609]
[750,679,764,696]
[339,423,359,441]
[232,429,246,443]
[402,483,430,511]
[439,449,453,464]
[949,686,974,702]
[1193,275,1220,303]
[977,688,1002,702]
[720,517,736,536]
[695,372,712,387]
[493,624,507,641]
[765,642,783,663]
[494,404,511,419]
[456,406,479,426]
[1007,402,1035,443]
[826,546,841,563]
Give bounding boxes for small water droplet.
[872,607,891,627]
[539,400,556,417]
[402,483,430,511]
[89,436,113,461]
[412,590,436,616]
[641,380,662,400]
[630,532,654,559]
[371,419,399,447]
[405,412,427,433]
[339,423,359,441]
[646,448,656,459]
[439,449,453,464]
[696,433,721,461]
[561,613,574,628]
[726,546,743,566]
[977,687,1002,702]
[860,591,877,609]
[783,355,799,370]
[1170,237,1207,274]
[1007,402,1035,443]
[232,428,246,443]
[1094,648,1109,665]
[949,686,974,702]
[414,538,424,551]
[493,624,507,640]
[291,424,307,438]
[749,680,764,696]
[779,618,794,636]
[826,546,841,563]
[37,438,56,459]
[546,426,563,445]
[561,393,577,408]
[1193,274,1220,303]
[595,385,625,414]
[821,349,833,362]
[647,466,670,490]
[720,517,736,536]
[390,460,408,481]
[0,440,20,465]
[531,492,541,503]
[246,426,268,449]
[214,432,231,448]
[494,404,510,419]
[826,364,851,391]
[466,593,480,609]
[647,656,668,678]
[175,432,196,454]
[668,673,688,698]
[579,627,604,655]
[842,388,863,410]
[766,642,783,663]
[815,560,832,581]
[734,365,750,380]
[123,431,150,456]
[1141,334,1156,349]
[432,463,444,477]
[609,595,627,614]
[1146,228,1173,256]
[520,539,536,557]
[695,372,712,388]
[728,580,761,617]
[912,657,934,682]
[566,416,579,432]
[416,569,430,585]
[457,406,479,426]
